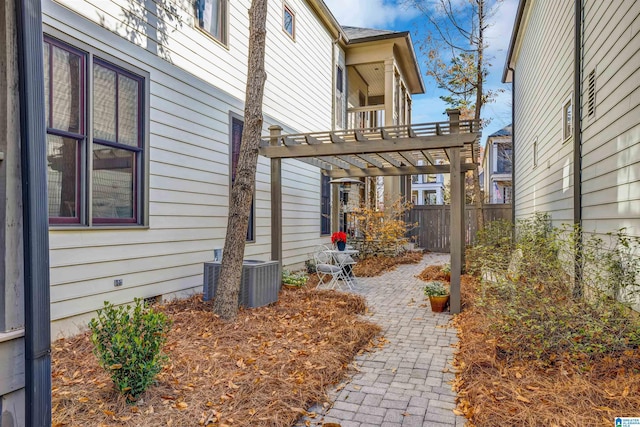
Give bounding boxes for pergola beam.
[325,163,475,178]
[259,134,472,159]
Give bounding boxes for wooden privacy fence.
[408,204,512,252]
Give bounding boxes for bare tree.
[213,0,268,320]
[406,0,504,230]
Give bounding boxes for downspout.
[508,66,516,236]
[16,0,52,425]
[573,0,584,298]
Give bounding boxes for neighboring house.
[481,125,512,204]
[504,0,639,239]
[411,165,445,205]
[37,0,423,337]
[504,0,640,311]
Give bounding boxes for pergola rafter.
[259,110,480,313]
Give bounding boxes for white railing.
[347,105,385,129]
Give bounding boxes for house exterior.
[411,168,445,205]
[504,0,639,240]
[36,0,423,338]
[481,125,512,204]
[504,0,639,311]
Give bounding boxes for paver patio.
[296,252,465,427]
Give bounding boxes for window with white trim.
[196,0,228,45]
[283,4,295,39]
[563,99,572,141]
[44,36,146,226]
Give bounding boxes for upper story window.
[196,0,228,45]
[44,36,146,226]
[283,4,295,39]
[335,65,345,128]
[230,116,255,241]
[496,144,512,174]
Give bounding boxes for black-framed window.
[321,174,331,235]
[44,36,145,226]
[283,4,295,39]
[196,0,228,45]
[335,65,344,128]
[231,117,255,241]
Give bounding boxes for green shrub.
[466,219,514,276]
[472,213,640,365]
[423,281,449,297]
[89,298,171,400]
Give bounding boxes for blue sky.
[323,0,519,148]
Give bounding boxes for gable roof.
[488,125,512,138]
[342,26,408,42]
[342,25,425,94]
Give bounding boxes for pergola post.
[331,179,340,232]
[269,125,282,262]
[447,109,463,314]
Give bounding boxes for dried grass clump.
[453,275,640,426]
[52,288,381,427]
[352,251,422,277]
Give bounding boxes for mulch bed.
[453,275,640,426]
[52,288,382,427]
[352,251,423,277]
[416,264,450,283]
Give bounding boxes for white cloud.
[485,0,519,75]
[323,0,418,28]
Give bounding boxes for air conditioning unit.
[203,260,281,308]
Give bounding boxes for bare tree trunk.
[472,0,485,231]
[213,0,268,321]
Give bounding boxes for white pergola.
[258,109,480,313]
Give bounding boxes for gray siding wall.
[513,0,640,239]
[581,0,640,238]
[512,0,575,227]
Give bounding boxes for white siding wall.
[512,0,575,226]
[43,0,337,337]
[580,0,640,238]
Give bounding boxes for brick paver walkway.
[296,253,465,427]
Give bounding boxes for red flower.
[331,231,347,244]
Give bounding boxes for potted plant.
[281,270,308,289]
[331,231,348,251]
[423,280,450,312]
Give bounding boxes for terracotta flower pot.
[429,295,450,312]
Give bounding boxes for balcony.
[347,105,385,130]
